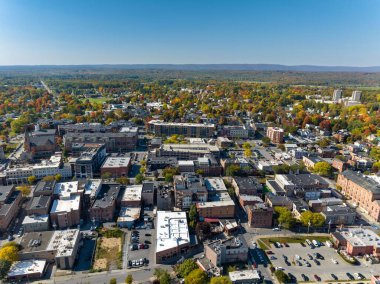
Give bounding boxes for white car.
[331,258,338,264]
[272,227,281,231]
[354,273,363,280]
[252,242,257,249]
[275,267,284,271]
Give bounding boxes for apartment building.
[266,127,284,144]
[337,170,380,222]
[232,176,263,196]
[0,185,22,232]
[148,120,215,138]
[246,203,273,228]
[121,185,142,207]
[196,192,235,219]
[155,143,220,160]
[174,173,208,209]
[204,237,248,267]
[89,183,121,222]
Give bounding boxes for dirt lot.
[93,237,121,271]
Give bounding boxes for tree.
[153,268,171,284]
[125,274,133,284]
[109,278,117,284]
[210,276,232,284]
[101,172,112,179]
[54,174,62,182]
[42,175,55,182]
[27,175,37,185]
[135,173,145,184]
[116,176,130,185]
[189,204,197,222]
[226,164,241,176]
[313,161,332,177]
[242,142,252,149]
[17,185,31,197]
[300,211,325,227]
[0,259,11,279]
[195,169,205,176]
[244,148,252,158]
[185,269,208,284]
[275,270,290,283]
[0,245,19,262]
[274,207,296,229]
[262,136,271,146]
[176,259,199,278]
[195,222,211,240]
[227,265,237,272]
[163,167,178,182]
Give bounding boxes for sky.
[0,0,379,66]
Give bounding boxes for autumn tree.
[185,269,208,284]
[313,161,332,177]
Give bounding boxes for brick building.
[266,127,284,144]
[101,156,131,178]
[246,203,273,228]
[0,185,22,232]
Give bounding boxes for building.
[121,185,142,207]
[156,211,191,263]
[337,170,380,222]
[148,120,215,138]
[196,192,235,219]
[63,127,138,153]
[246,203,273,228]
[53,181,82,199]
[157,185,173,210]
[72,144,106,178]
[22,215,49,232]
[117,207,141,229]
[204,178,227,196]
[26,195,52,216]
[320,204,356,225]
[155,143,220,160]
[265,194,293,210]
[221,125,249,139]
[331,228,380,257]
[24,127,57,159]
[174,173,208,209]
[0,185,22,232]
[146,154,178,171]
[194,155,222,176]
[232,177,263,196]
[33,180,56,197]
[229,270,261,284]
[266,127,284,144]
[141,182,155,206]
[267,174,329,200]
[239,195,263,208]
[5,153,72,184]
[371,275,380,284]
[100,156,131,178]
[302,155,325,169]
[332,89,342,102]
[216,137,234,148]
[19,229,80,269]
[89,183,121,222]
[7,260,47,281]
[351,90,362,102]
[178,160,195,173]
[50,195,81,229]
[332,158,347,173]
[204,237,248,267]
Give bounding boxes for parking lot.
[265,241,380,282]
[126,227,155,269]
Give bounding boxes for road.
[122,232,129,270]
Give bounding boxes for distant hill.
[1,64,380,72]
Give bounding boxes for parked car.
[307,254,313,260]
[346,273,355,280]
[313,259,320,265]
[331,274,338,280]
[272,227,281,231]
[301,274,308,281]
[331,258,338,264]
[314,275,321,281]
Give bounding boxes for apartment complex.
[337,170,380,222]
[148,120,215,138]
[266,127,284,144]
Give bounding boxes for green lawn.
[259,235,330,248]
[81,97,110,103]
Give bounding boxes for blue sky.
[0,0,379,66]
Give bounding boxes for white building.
[332,89,342,102]
[8,260,47,281]
[121,185,142,207]
[22,214,49,232]
[351,90,362,102]
[229,269,261,284]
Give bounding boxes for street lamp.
[328,220,332,234]
[307,220,311,234]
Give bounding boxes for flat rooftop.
[122,185,142,202]
[20,231,55,253]
[53,181,80,198]
[229,269,261,282]
[22,214,49,225]
[156,211,190,253]
[8,260,47,277]
[149,120,215,128]
[340,228,380,248]
[102,156,131,168]
[205,178,227,192]
[46,229,80,257]
[118,207,141,222]
[50,195,80,213]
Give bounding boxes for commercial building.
[148,120,215,138]
[246,203,273,228]
[229,270,261,284]
[5,153,72,184]
[100,156,131,178]
[147,154,177,171]
[89,183,121,222]
[26,195,52,216]
[196,192,235,219]
[0,185,22,232]
[155,143,220,160]
[7,260,47,281]
[337,170,380,222]
[174,173,208,209]
[72,144,106,178]
[156,211,191,263]
[320,204,356,225]
[19,229,80,269]
[121,185,142,207]
[50,195,81,229]
[232,176,263,196]
[266,127,284,144]
[33,180,56,197]
[204,178,227,196]
[24,127,57,159]
[239,195,263,208]
[63,127,138,153]
[22,215,49,232]
[331,228,380,257]
[204,237,248,267]
[221,125,249,139]
[141,182,155,206]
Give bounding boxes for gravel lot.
[267,242,380,282]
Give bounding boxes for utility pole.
[328,220,332,234]
[307,220,311,234]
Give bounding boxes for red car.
[266,250,273,254]
[314,275,321,281]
